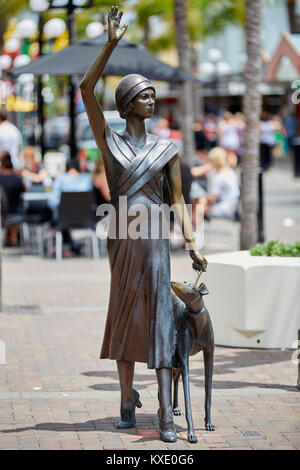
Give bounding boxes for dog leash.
[193,269,202,287]
[192,257,207,287]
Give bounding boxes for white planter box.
[204,251,300,349]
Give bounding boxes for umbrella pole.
[68,78,77,160]
[37,13,45,159]
[37,75,45,158]
[67,0,77,160]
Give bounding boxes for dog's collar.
[186,303,206,317]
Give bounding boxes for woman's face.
[130,88,155,119]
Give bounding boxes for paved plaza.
[0,166,299,450]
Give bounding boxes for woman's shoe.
[157,407,177,443]
[117,389,142,429]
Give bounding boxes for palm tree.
[0,0,26,311]
[134,0,245,54]
[173,0,195,166]
[241,0,262,249]
[133,0,245,165]
[286,0,300,33]
[0,0,25,49]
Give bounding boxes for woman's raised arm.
[79,6,127,151]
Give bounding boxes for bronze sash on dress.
[105,124,178,207]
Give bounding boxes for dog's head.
[171,281,209,313]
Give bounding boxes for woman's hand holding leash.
[190,250,208,287]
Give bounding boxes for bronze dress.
[100,124,178,369]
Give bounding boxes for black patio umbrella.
[10,34,197,159]
[10,33,197,82]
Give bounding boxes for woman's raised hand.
[108,6,128,43]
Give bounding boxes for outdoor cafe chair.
[0,186,27,248]
[54,191,99,261]
[22,191,52,256]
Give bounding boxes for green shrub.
[250,241,300,257]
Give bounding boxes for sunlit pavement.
[0,164,299,450]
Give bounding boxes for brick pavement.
[0,250,299,450]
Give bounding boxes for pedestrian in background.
[0,151,25,246]
[194,118,209,164]
[92,157,110,206]
[21,146,47,187]
[47,159,93,256]
[218,112,240,169]
[47,158,93,222]
[203,113,218,149]
[198,146,239,219]
[259,111,276,170]
[0,110,22,170]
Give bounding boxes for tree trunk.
[241,0,262,250]
[0,20,5,50]
[0,190,2,312]
[191,45,203,120]
[287,0,296,33]
[143,17,150,48]
[173,0,195,166]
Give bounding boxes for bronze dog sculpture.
[171,280,215,443]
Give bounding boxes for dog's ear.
[199,282,209,296]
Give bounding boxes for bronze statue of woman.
[80,6,207,443]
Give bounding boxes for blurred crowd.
[0,110,110,252]
[0,107,297,254]
[151,110,296,235]
[151,109,294,171]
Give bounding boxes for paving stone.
[226,439,252,447]
[59,439,82,450]
[239,430,263,437]
[38,438,60,450]
[80,440,102,450]
[186,441,209,450]
[143,440,168,450]
[272,446,297,450]
[203,435,226,443]
[102,445,125,450]
[251,440,273,450]
[137,428,159,438]
[208,443,231,448]
[1,249,300,450]
[282,433,300,444]
[0,436,19,449]
[17,437,39,449]
[166,440,189,450]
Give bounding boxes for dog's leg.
[203,347,215,431]
[173,368,181,415]
[181,358,197,443]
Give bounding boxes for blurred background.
[0,0,299,258]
